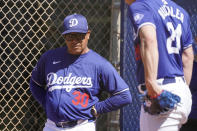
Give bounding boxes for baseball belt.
[55,121,78,128]
[48,119,88,128]
[138,76,185,94]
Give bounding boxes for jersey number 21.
[166,22,182,54]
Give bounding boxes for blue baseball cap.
[62,14,88,35]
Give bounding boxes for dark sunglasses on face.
[65,33,86,41]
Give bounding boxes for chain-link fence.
[120,0,197,131]
[0,0,119,131]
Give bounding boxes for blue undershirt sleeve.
[30,78,46,108]
[94,89,132,114]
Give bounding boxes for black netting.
[0,0,113,131]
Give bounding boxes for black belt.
[55,121,78,128]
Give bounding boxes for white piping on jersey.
[113,88,129,96]
[32,78,45,87]
[48,85,92,92]
[183,44,192,50]
[136,22,156,39]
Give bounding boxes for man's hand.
[145,81,163,99]
[142,90,181,115]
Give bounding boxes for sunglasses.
[65,33,86,41]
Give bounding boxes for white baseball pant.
[43,119,96,131]
[140,76,192,131]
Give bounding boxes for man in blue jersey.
[125,0,194,130]
[29,13,132,131]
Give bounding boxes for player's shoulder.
[41,46,67,58]
[170,0,189,17]
[88,50,109,63]
[88,50,117,74]
[129,0,151,15]
[37,47,67,63]
[87,50,113,68]
[171,1,191,26]
[130,0,147,9]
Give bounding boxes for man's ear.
[86,30,91,39]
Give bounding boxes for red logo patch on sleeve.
[135,44,141,61]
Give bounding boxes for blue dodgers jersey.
[128,0,193,84]
[31,47,128,122]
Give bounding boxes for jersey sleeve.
[31,53,47,86]
[94,60,131,114]
[99,61,129,95]
[183,16,194,49]
[128,2,156,35]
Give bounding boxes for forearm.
[139,25,162,96]
[141,39,158,84]
[94,90,132,114]
[183,63,193,85]
[30,78,46,108]
[182,46,194,85]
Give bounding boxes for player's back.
[143,0,193,78]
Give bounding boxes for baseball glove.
[139,87,181,115]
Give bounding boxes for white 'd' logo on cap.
[69,18,78,27]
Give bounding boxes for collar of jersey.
[64,48,92,64]
[66,49,92,58]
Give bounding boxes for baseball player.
[125,0,194,130]
[29,13,132,131]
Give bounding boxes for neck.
[126,0,136,5]
[81,48,90,54]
